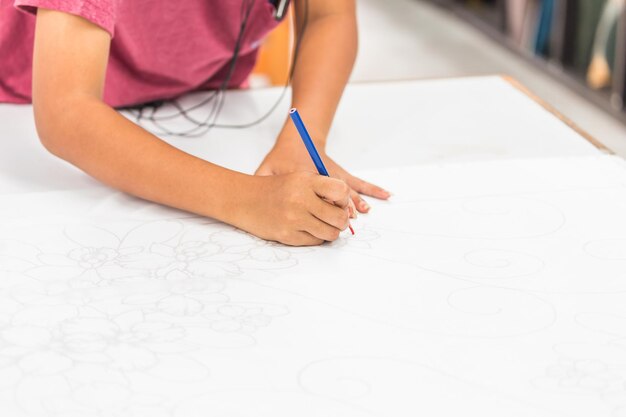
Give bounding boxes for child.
[0,0,390,245]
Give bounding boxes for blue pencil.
[289,108,354,235]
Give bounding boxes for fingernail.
[361,201,370,211]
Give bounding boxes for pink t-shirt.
[0,0,282,107]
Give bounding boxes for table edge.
[4,74,610,155]
[500,75,613,154]
[349,75,613,155]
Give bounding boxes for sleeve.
[14,0,120,37]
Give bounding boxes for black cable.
[122,0,253,137]
[130,0,256,137]
[187,0,308,130]
[124,0,308,137]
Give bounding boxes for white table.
[0,76,602,196]
[1,77,624,417]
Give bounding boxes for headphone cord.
[124,0,308,137]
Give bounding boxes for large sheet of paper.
[0,77,601,196]
[1,155,625,416]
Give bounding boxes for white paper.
[1,155,626,416]
[0,77,602,197]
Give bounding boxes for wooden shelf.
[424,0,626,126]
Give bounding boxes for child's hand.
[239,172,352,246]
[256,142,391,213]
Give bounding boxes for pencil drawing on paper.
[1,156,626,416]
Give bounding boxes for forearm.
[35,97,252,225]
[276,9,358,149]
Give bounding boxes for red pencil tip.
[349,225,355,235]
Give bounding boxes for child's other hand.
[241,172,352,246]
[256,143,391,213]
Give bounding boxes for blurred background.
[253,0,626,156]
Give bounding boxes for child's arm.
[256,0,391,213]
[33,9,351,246]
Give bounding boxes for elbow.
[33,96,79,160]
[35,124,64,159]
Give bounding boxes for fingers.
[283,231,324,247]
[348,176,391,200]
[312,176,351,209]
[351,189,370,214]
[304,214,342,242]
[347,197,358,219]
[310,198,350,231]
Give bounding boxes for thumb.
[255,163,275,176]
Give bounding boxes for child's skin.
[32,0,390,246]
